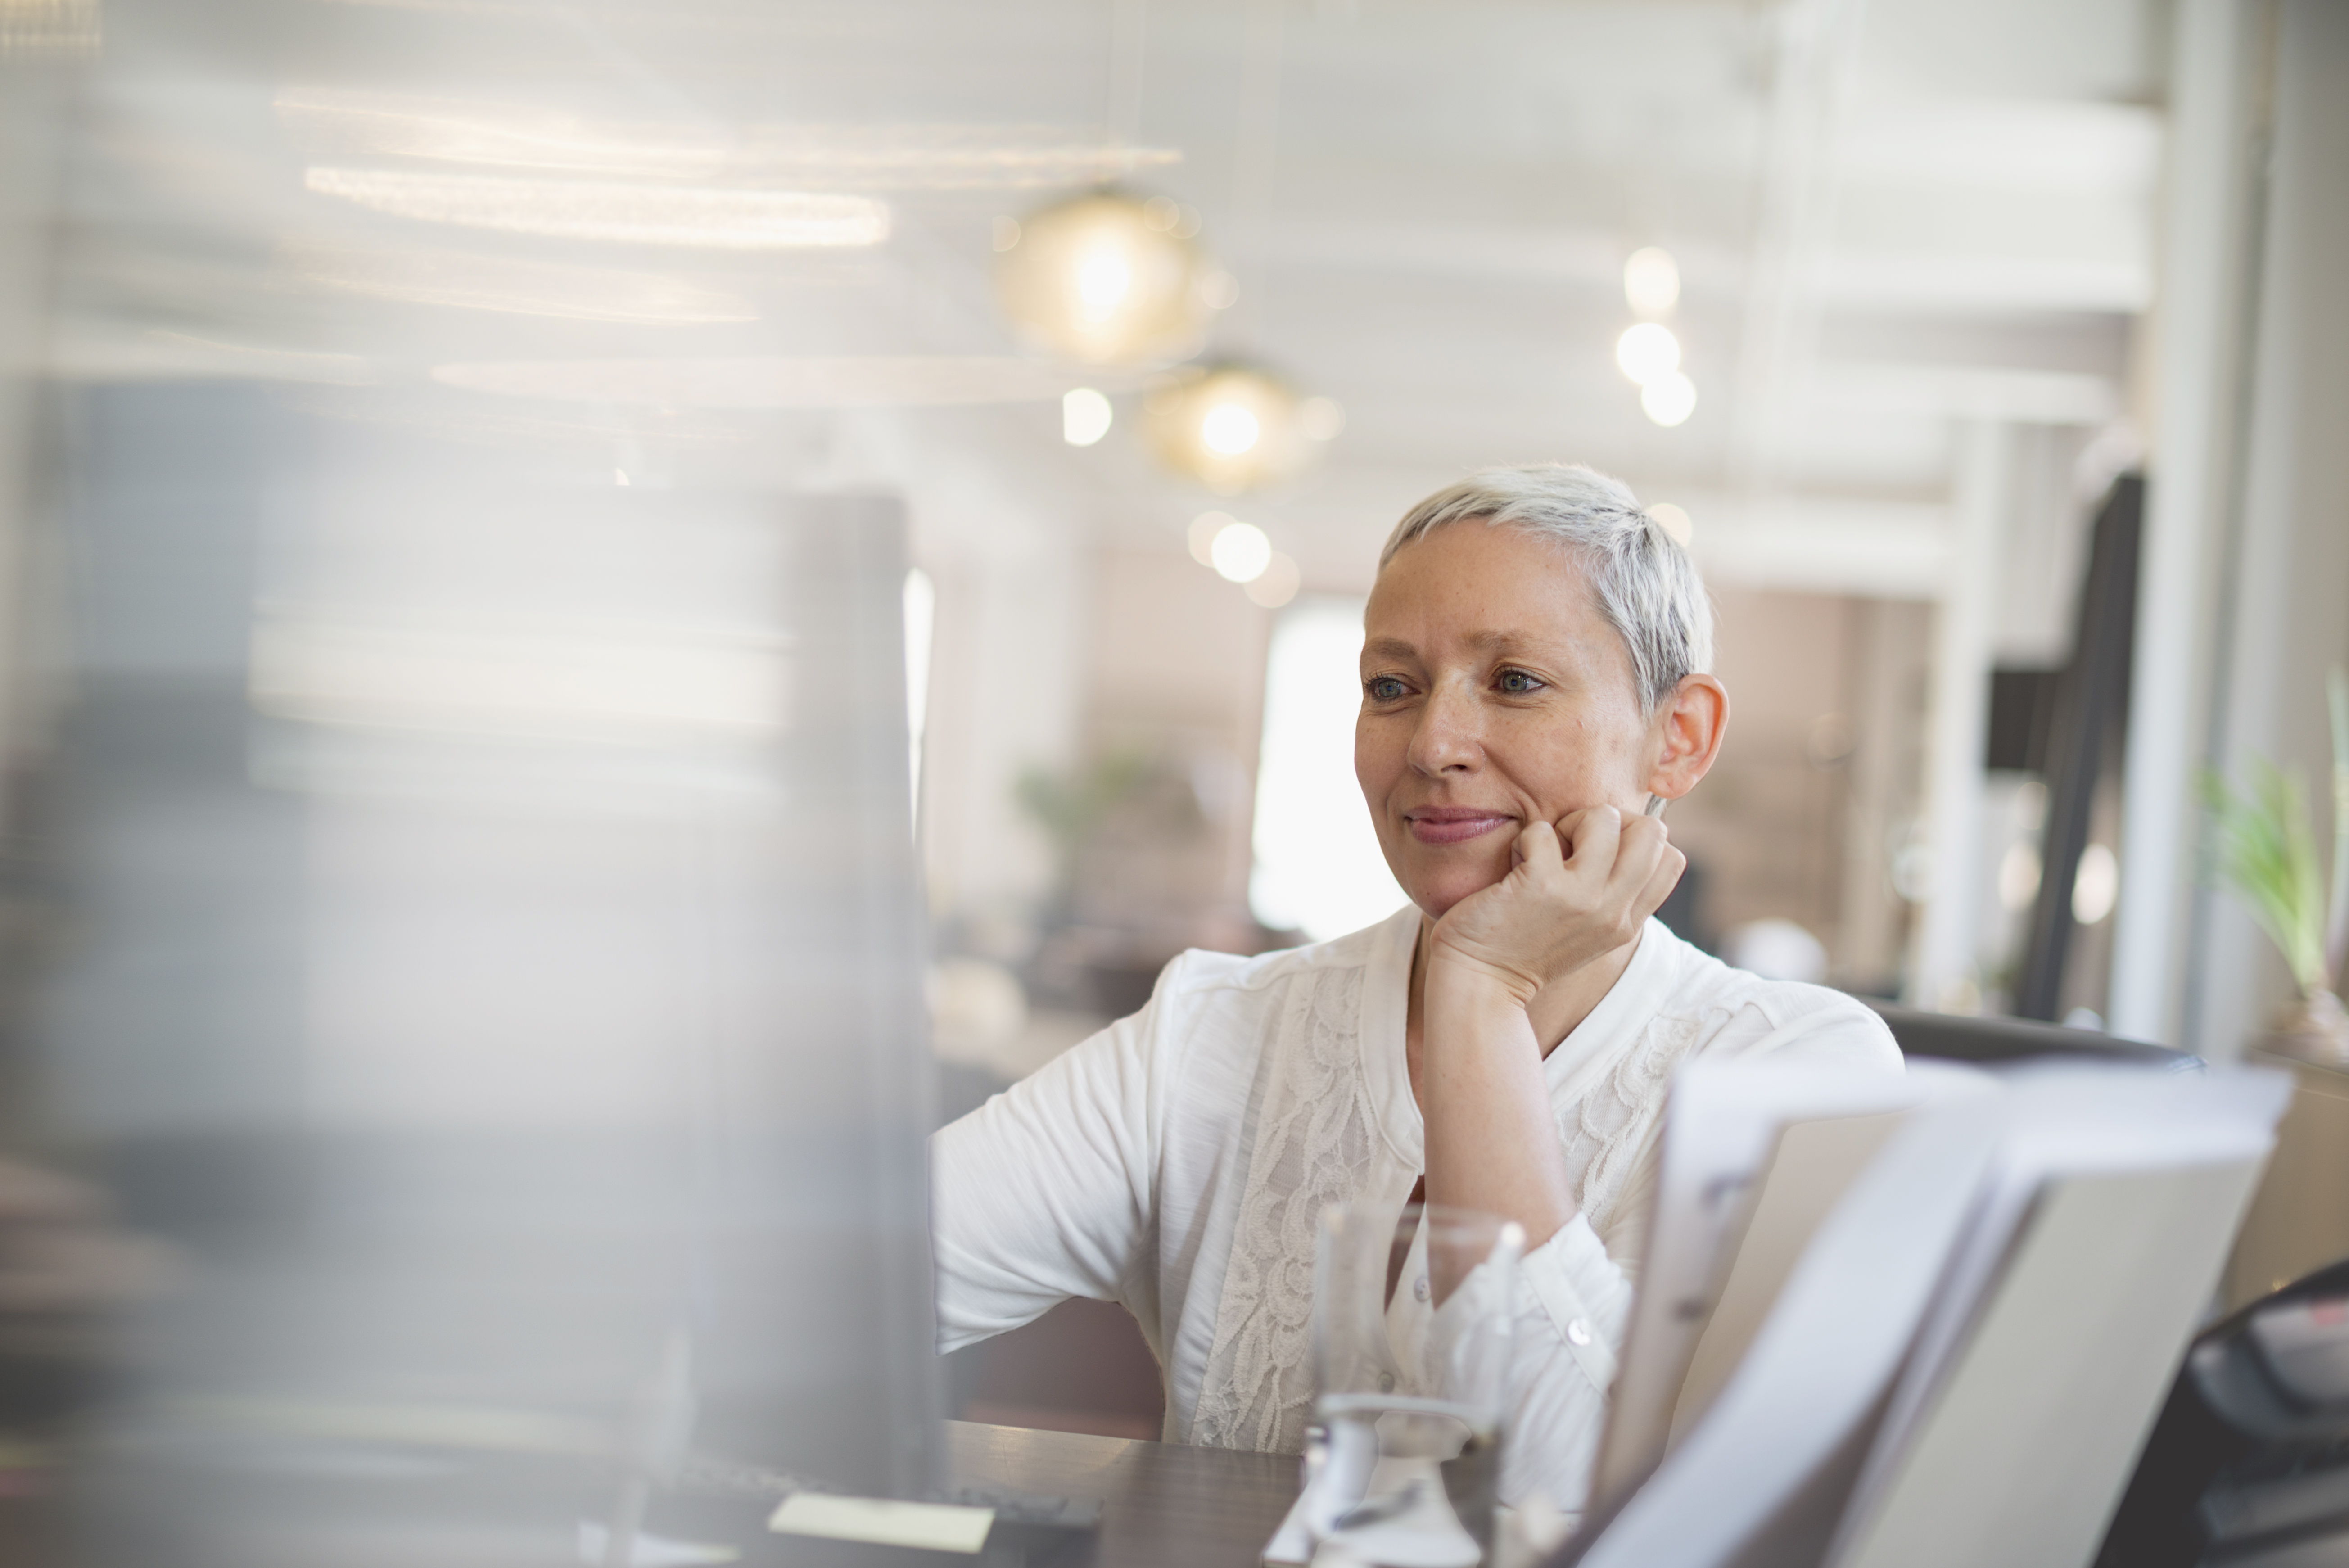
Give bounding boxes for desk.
[943,1420,1298,1568]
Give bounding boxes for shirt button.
[1413,1276,1430,1303]
[1567,1319,1593,1347]
[1377,1372,1396,1393]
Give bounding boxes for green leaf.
[2203,762,2329,991]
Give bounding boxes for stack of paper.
[1564,1061,2289,1568]
[1593,1057,1982,1510]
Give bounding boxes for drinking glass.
[1302,1202,1524,1568]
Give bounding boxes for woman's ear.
[1646,673,1729,802]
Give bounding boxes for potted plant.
[2204,669,2349,1066]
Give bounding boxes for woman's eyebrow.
[1464,628,1548,655]
[1362,630,1559,662]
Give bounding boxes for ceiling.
[26,0,2168,601]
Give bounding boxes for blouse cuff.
[1521,1213,1631,1393]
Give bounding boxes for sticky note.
[767,1494,995,1555]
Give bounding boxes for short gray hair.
[1378,463,1714,716]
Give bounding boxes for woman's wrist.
[1422,949,1540,1049]
[1425,938,1541,1012]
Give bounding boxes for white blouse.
[931,907,1902,1512]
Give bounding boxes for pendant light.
[1143,362,1305,494]
[994,190,1211,367]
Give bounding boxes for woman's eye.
[1366,676,1407,701]
[1497,669,1543,694]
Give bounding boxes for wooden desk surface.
[943,1420,1298,1568]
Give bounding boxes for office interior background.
[0,0,2346,1494]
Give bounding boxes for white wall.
[2188,0,2349,1053]
[2116,0,2349,1053]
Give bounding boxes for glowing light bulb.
[1062,387,1113,446]
[1076,251,1133,318]
[1642,371,1697,427]
[1210,521,1273,583]
[1201,403,1260,456]
[995,193,1208,366]
[1616,322,1681,385]
[1144,364,1309,492]
[1647,502,1693,545]
[1624,247,1681,317]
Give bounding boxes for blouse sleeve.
[928,972,1176,1354]
[1501,1214,1636,1517]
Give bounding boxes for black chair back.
[1866,1001,2195,1070]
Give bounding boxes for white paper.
[1826,1066,2287,1568]
[768,1494,995,1554]
[1569,1062,2290,1568]
[1593,1057,1978,1509]
[1573,1091,2009,1568]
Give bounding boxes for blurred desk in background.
[2226,1052,2349,1309]
[945,1421,1296,1568]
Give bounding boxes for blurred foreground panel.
[27,366,935,1564]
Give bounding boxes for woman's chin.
[1401,865,1509,924]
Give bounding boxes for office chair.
[1866,1000,2195,1070]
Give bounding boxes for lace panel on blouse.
[1558,1012,1707,1234]
[1191,965,1377,1455]
[1191,973,1713,1455]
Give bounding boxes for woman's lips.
[1404,808,1515,845]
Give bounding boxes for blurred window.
[1251,597,1407,943]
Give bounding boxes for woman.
[931,464,1901,1514]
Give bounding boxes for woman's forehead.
[1364,524,1601,639]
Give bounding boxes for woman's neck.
[1403,912,1644,1111]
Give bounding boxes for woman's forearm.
[1420,959,1578,1261]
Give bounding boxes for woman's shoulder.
[1647,928,1902,1069]
[1060,908,1412,1118]
[1155,905,1411,1006]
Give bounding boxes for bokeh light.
[1642,371,1697,426]
[1623,247,1681,317]
[994,191,1207,366]
[1201,403,1260,456]
[1246,551,1301,608]
[1210,520,1273,583]
[1144,365,1309,492]
[1616,322,1682,385]
[1062,387,1113,445]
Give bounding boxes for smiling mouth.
[1403,808,1514,846]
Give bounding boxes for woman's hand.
[1427,805,1685,1009]
[1412,807,1682,1252]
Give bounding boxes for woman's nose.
[1407,682,1482,774]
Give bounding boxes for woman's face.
[1355,521,1661,921]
